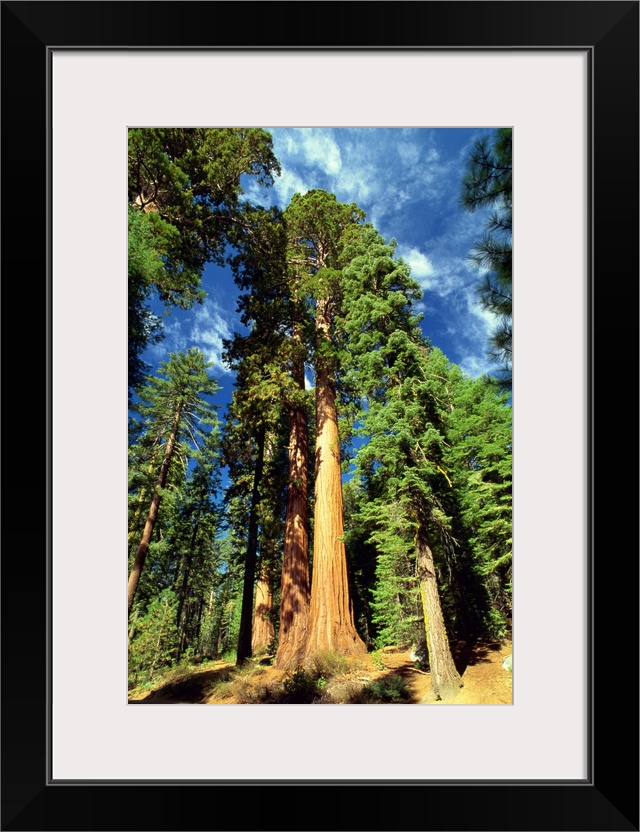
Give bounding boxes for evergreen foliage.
[127,349,221,615]
[129,589,179,686]
[127,131,513,697]
[460,127,512,389]
[127,128,280,395]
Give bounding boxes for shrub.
[350,675,411,703]
[282,668,324,703]
[311,651,348,678]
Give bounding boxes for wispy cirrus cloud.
[147,299,237,376]
[261,127,505,381]
[190,300,235,374]
[281,128,342,176]
[272,167,310,206]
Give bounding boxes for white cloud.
[190,300,235,374]
[458,352,496,380]
[331,165,376,205]
[304,365,315,390]
[271,128,341,177]
[397,246,436,289]
[273,166,310,205]
[397,141,420,166]
[299,129,342,175]
[148,318,186,359]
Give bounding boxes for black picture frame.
[2,2,638,830]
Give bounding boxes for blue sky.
[143,127,504,410]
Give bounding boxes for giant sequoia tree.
[127,349,220,615]
[284,191,368,664]
[127,134,513,700]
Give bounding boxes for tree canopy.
[127,130,513,704]
[460,127,512,389]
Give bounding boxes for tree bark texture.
[303,296,366,663]
[127,407,181,615]
[274,352,311,670]
[236,424,266,664]
[416,528,463,702]
[252,561,275,654]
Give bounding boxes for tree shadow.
[451,638,504,675]
[129,665,233,703]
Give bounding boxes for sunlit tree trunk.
[416,528,463,702]
[274,346,310,670]
[128,407,181,614]
[252,560,275,654]
[303,294,366,662]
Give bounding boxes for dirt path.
[379,639,513,704]
[129,638,512,705]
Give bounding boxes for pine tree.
[169,424,223,660]
[445,369,513,633]
[343,227,463,700]
[223,206,293,665]
[460,127,512,388]
[127,128,280,395]
[128,589,179,686]
[127,349,220,615]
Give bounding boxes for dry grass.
[129,639,513,705]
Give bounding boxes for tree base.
[422,678,463,704]
[301,631,368,669]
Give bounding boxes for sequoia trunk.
[416,527,463,702]
[252,561,275,654]
[303,295,366,662]
[274,348,310,670]
[127,406,181,615]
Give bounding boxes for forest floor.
[128,637,512,705]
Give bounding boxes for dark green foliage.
[350,675,411,704]
[445,369,513,632]
[281,667,324,703]
[460,127,512,388]
[129,589,179,686]
[127,128,280,396]
[127,142,513,694]
[338,225,511,648]
[127,349,221,614]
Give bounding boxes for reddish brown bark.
[252,562,275,654]
[128,407,181,615]
[303,295,366,663]
[416,528,463,702]
[274,351,310,670]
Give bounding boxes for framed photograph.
[2,2,637,830]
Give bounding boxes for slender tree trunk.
[274,345,311,670]
[416,527,463,702]
[128,609,139,646]
[148,593,171,681]
[175,521,199,660]
[303,295,366,662]
[127,407,181,615]
[252,560,275,654]
[236,424,266,664]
